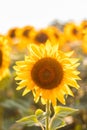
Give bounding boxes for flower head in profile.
[81,34,87,53]
[14,40,80,105]
[80,20,87,32]
[64,22,81,42]
[0,35,11,81]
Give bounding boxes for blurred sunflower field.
[0,20,87,130]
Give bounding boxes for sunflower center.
[83,24,87,29]
[35,32,48,43]
[72,28,78,35]
[22,29,31,37]
[0,50,2,67]
[10,29,16,38]
[54,33,59,39]
[31,58,63,89]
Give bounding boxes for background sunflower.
[0,35,11,81]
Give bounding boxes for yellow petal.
[64,85,74,96]
[65,51,74,57]
[57,91,66,105]
[22,87,31,96]
[29,44,42,58]
[67,78,80,89]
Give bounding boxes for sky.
[0,0,87,34]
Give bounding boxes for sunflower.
[14,40,80,105]
[33,26,65,47]
[45,26,66,48]
[21,26,35,38]
[33,29,49,44]
[81,34,87,53]
[15,26,36,50]
[64,22,81,42]
[6,27,19,46]
[80,20,87,34]
[0,35,11,81]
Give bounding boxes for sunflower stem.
[46,100,50,130]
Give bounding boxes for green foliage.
[54,106,78,118]
[35,109,46,123]
[15,106,78,130]
[0,99,34,116]
[48,106,78,130]
[16,109,47,129]
[49,117,66,130]
[16,115,39,127]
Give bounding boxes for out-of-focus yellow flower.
[14,40,80,106]
[64,22,81,42]
[33,28,49,44]
[81,34,87,53]
[0,35,11,81]
[80,20,87,28]
[6,26,36,52]
[45,26,66,48]
[6,27,19,46]
[80,20,87,34]
[15,26,36,50]
[33,26,66,47]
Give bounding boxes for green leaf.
[35,109,46,127]
[35,109,46,121]
[0,99,34,116]
[54,106,78,118]
[16,115,38,127]
[1,99,27,112]
[49,116,66,130]
[49,106,78,130]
